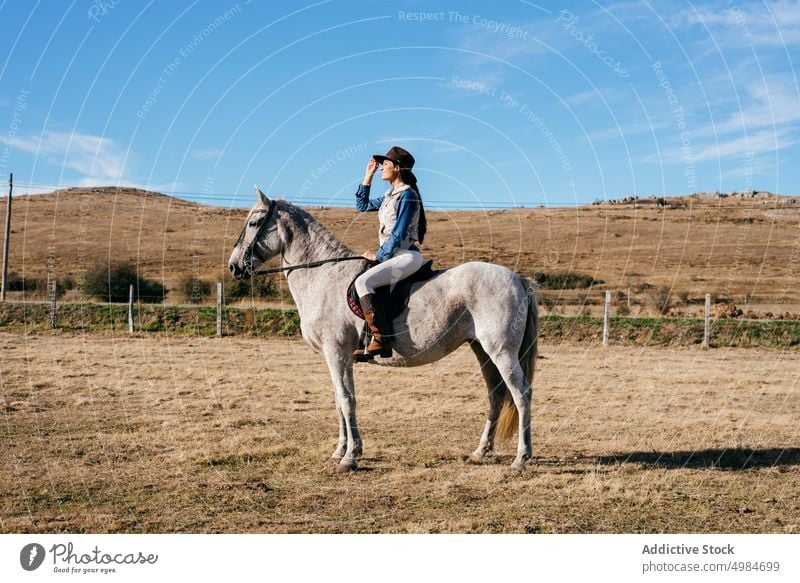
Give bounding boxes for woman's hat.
[372,146,415,170]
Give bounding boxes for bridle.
[235,198,278,274]
[234,198,366,276]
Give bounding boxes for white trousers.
[355,249,424,297]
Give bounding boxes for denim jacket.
[355,183,421,262]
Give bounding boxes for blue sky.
[0,0,798,209]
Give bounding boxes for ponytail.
[400,168,427,244]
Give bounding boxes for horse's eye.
[248,220,259,228]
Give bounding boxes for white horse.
[228,188,537,472]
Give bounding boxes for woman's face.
[381,159,399,181]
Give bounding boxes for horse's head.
[228,187,282,279]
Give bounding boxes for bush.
[538,292,560,313]
[532,271,602,289]
[4,272,67,297]
[83,261,164,303]
[649,285,673,315]
[223,274,277,302]
[61,275,76,291]
[5,272,44,293]
[177,274,212,304]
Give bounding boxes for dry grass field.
[3,187,800,314]
[1,331,798,534]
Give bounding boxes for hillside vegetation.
[2,186,798,316]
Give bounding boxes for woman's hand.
[363,158,379,185]
[361,250,378,262]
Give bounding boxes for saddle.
[347,259,440,322]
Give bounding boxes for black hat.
[372,146,415,170]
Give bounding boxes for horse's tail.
[496,276,538,442]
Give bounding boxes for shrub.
[4,272,67,297]
[83,261,164,303]
[177,274,212,304]
[649,285,673,315]
[538,292,560,313]
[532,271,602,289]
[576,291,595,306]
[5,272,44,293]
[223,274,277,302]
[61,275,76,291]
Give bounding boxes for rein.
[236,194,368,276]
[253,255,367,276]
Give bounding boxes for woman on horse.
[354,146,427,358]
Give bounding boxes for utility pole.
[1,173,12,302]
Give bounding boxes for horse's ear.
[254,185,270,206]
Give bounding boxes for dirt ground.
[1,331,798,533]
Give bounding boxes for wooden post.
[128,284,134,334]
[702,293,711,349]
[49,279,57,329]
[216,281,223,337]
[1,173,11,302]
[626,275,631,311]
[603,291,611,347]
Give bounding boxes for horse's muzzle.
[229,262,245,279]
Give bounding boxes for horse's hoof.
[467,452,487,464]
[335,460,357,473]
[510,457,529,472]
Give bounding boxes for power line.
[5,180,799,211]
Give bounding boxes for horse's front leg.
[331,399,347,462]
[323,345,361,472]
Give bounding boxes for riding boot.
[354,294,392,359]
[367,299,392,357]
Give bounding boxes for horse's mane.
[274,199,354,257]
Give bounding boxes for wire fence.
[3,282,798,351]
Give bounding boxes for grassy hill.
[2,186,799,316]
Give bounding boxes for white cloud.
[682,0,800,46]
[566,86,630,107]
[2,130,127,184]
[587,120,671,142]
[692,129,794,162]
[711,76,800,136]
[190,148,223,160]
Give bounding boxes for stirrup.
[354,350,375,362]
[372,343,393,358]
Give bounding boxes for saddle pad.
[347,260,440,320]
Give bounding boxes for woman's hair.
[400,168,427,244]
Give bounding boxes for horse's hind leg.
[468,341,507,463]
[489,350,532,471]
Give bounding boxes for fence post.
[49,279,57,329]
[216,281,223,337]
[603,291,611,347]
[702,293,711,349]
[1,173,11,302]
[128,284,134,334]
